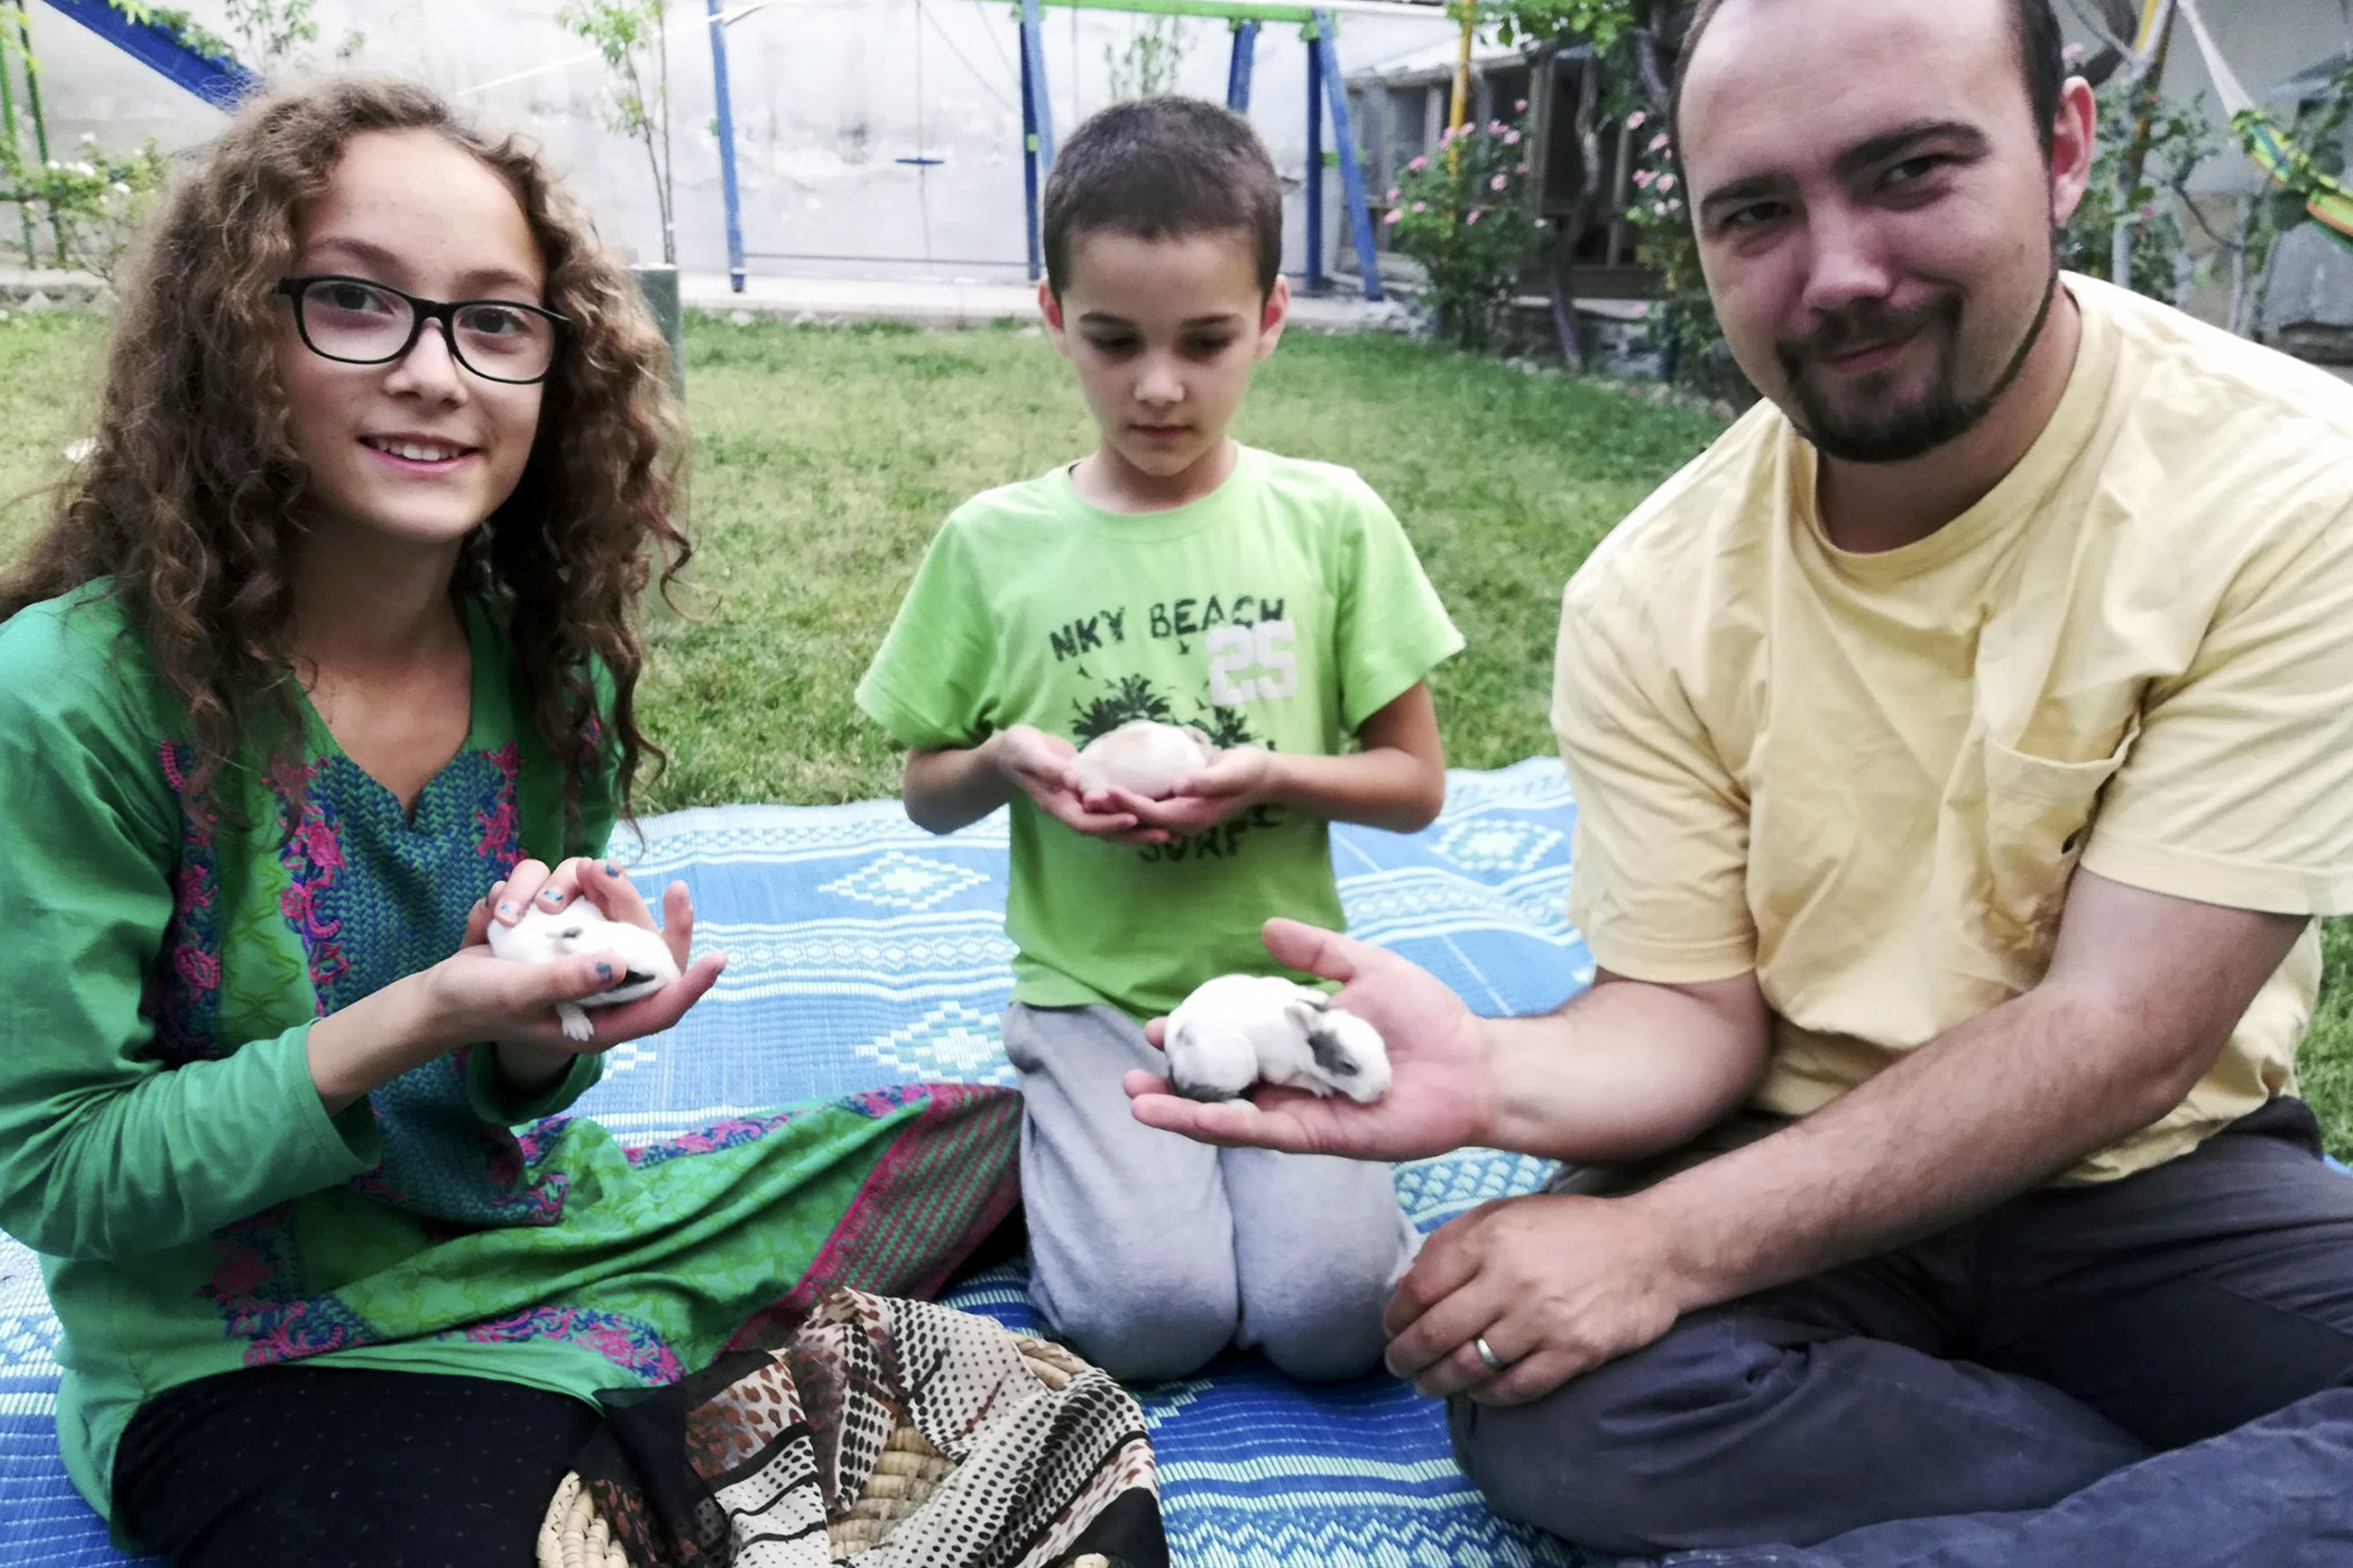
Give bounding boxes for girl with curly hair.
[0,77,817,1565]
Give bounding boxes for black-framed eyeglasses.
[274,275,568,385]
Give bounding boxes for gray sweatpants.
[1003,1001,1419,1384]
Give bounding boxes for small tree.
[219,0,365,69]
[1,2,198,277]
[2060,68,2215,307]
[1104,15,1191,101]
[560,0,675,265]
[1385,117,1544,351]
[2228,56,2353,337]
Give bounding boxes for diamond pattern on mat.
[1393,1151,1558,1226]
[855,1002,1016,1086]
[0,1314,62,1375]
[1432,819,1565,875]
[820,851,989,911]
[598,1039,659,1076]
[1137,1376,1213,1430]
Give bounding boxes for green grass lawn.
[4,306,2350,1157]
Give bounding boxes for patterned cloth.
[1,757,1606,1568]
[563,1290,1163,1567]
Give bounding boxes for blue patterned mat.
[0,757,1597,1567]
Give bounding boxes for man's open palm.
[1125,917,1498,1161]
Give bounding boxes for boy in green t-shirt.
[856,97,1463,1383]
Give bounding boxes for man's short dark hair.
[1667,0,2067,169]
[1042,96,1284,299]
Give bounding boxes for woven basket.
[536,1335,1109,1567]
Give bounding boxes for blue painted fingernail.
[596,961,613,979]
[497,902,516,918]
[606,862,623,877]
[542,887,565,903]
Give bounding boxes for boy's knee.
[1051,1280,1235,1383]
[1241,1271,1395,1383]
[1033,1242,1237,1383]
[1254,1316,1389,1383]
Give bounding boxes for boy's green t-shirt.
[857,445,1464,1020]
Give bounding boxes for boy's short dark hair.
[1668,0,2065,167]
[1043,96,1284,299]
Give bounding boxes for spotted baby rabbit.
[486,901,681,1041]
[1163,973,1392,1104]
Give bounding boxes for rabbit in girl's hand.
[487,902,681,1041]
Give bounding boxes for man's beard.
[1778,256,2060,465]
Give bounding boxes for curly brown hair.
[0,75,690,827]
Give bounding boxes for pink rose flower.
[1627,110,1648,130]
[1491,173,1508,191]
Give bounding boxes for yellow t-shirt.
[1555,274,2353,1183]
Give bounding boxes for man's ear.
[1256,275,1291,360]
[2048,75,2099,228]
[1038,278,1065,342]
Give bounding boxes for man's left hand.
[1383,1192,1689,1405]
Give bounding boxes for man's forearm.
[1628,984,2209,1314]
[1481,974,1770,1163]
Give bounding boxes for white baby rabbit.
[1163,973,1392,1104]
[1072,720,1216,800]
[486,900,682,1041]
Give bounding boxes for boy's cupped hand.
[997,724,1175,844]
[1111,744,1272,835]
[1125,917,1498,1160]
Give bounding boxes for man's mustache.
[1780,294,1962,367]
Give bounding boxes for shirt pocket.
[1975,722,2138,951]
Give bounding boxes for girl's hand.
[305,868,725,1113]
[994,725,1169,843]
[448,860,722,1056]
[479,854,593,930]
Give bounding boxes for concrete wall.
[10,0,1460,281]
